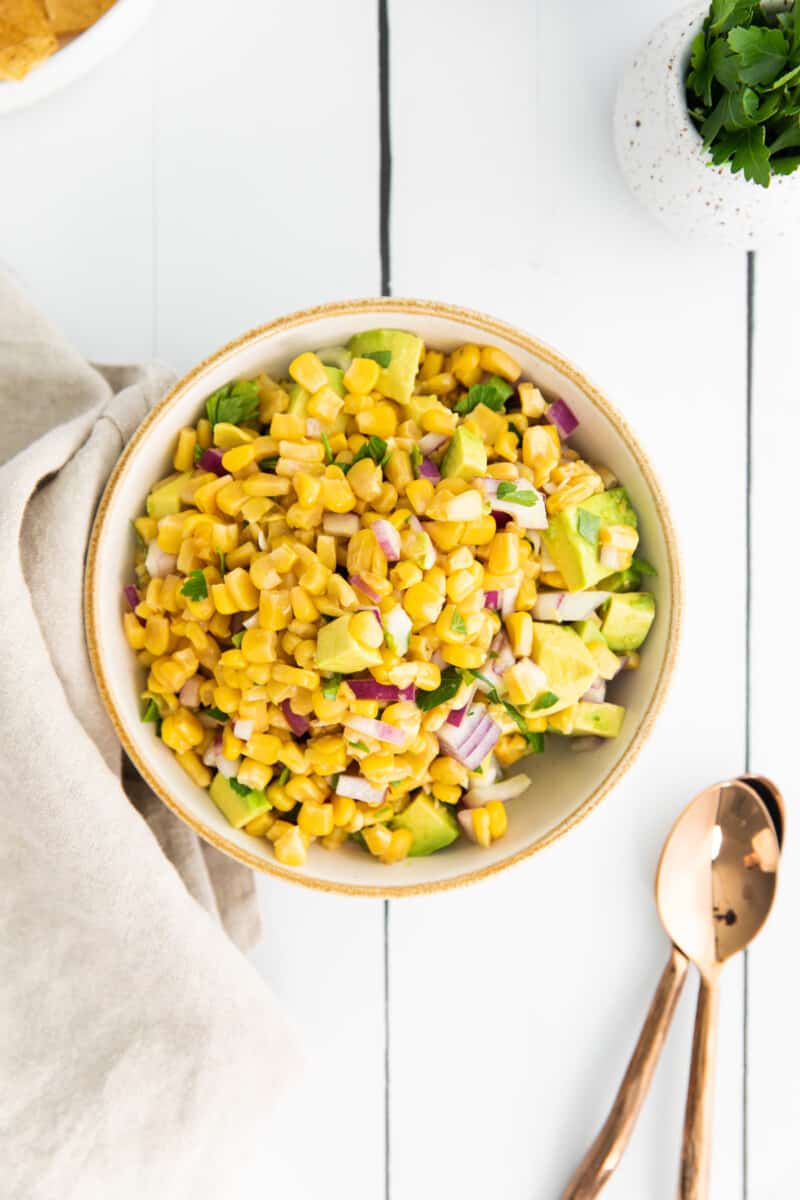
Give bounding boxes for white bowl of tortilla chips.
[0,0,154,113]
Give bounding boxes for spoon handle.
[560,944,690,1200]
[678,973,721,1200]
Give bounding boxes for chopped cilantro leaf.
[206,379,261,428]
[348,739,369,752]
[204,706,229,723]
[342,435,390,472]
[193,444,203,464]
[415,666,462,711]
[389,779,409,789]
[362,349,392,367]
[410,444,422,474]
[231,631,244,648]
[321,432,333,464]
[330,773,340,790]
[577,508,602,546]
[454,382,507,416]
[142,698,161,724]
[278,767,290,787]
[532,691,559,710]
[526,732,545,754]
[450,609,467,636]
[259,456,279,472]
[496,481,539,506]
[218,550,226,574]
[322,673,342,700]
[228,778,251,797]
[486,375,515,402]
[180,569,208,601]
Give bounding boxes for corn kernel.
[480,345,521,382]
[289,352,328,394]
[506,611,533,657]
[298,800,335,837]
[344,357,381,394]
[273,826,308,866]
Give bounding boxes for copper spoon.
[674,780,779,1200]
[561,777,783,1200]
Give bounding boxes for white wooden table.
[3,1,796,1196]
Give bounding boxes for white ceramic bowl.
[614,1,800,247]
[0,0,155,115]
[85,300,682,897]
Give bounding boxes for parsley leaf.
[454,382,506,416]
[342,436,390,472]
[193,443,204,465]
[228,778,251,797]
[322,673,343,700]
[709,0,757,36]
[532,691,559,710]
[450,610,467,636]
[206,379,261,428]
[362,349,392,367]
[180,569,208,601]
[577,508,602,546]
[321,432,333,464]
[410,444,423,473]
[259,456,279,472]
[204,706,229,723]
[278,767,290,787]
[729,124,772,185]
[728,26,788,86]
[486,375,515,402]
[526,732,545,754]
[496,481,539,507]
[464,669,543,752]
[142,698,161,724]
[349,740,369,753]
[415,665,462,711]
[218,550,226,574]
[231,631,244,648]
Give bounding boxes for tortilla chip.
[0,0,57,81]
[44,0,115,36]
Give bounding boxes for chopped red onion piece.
[372,518,401,561]
[179,677,201,708]
[123,585,140,609]
[345,715,406,746]
[347,679,416,703]
[199,448,227,476]
[145,541,177,579]
[438,707,501,770]
[546,398,579,437]
[281,700,310,736]
[233,718,254,741]
[500,587,519,617]
[532,591,610,623]
[418,432,448,455]
[217,757,239,779]
[490,632,515,676]
[335,774,386,806]
[323,512,360,536]
[383,606,411,655]
[484,590,501,609]
[580,679,607,704]
[446,706,467,728]
[463,773,531,808]
[350,574,382,603]
[419,458,441,483]
[491,492,548,530]
[492,511,512,529]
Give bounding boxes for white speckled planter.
[615,0,800,247]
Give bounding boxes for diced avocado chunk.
[210,772,272,829]
[441,426,487,480]
[391,794,459,856]
[315,612,383,673]
[526,622,599,714]
[324,365,346,397]
[603,566,642,593]
[572,702,626,738]
[600,593,655,652]
[572,620,622,682]
[146,471,192,519]
[347,329,423,403]
[542,488,638,592]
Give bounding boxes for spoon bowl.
[656,779,779,980]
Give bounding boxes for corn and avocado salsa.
[124,330,656,868]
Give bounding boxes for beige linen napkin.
[0,272,299,1200]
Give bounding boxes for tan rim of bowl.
[85,298,683,898]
